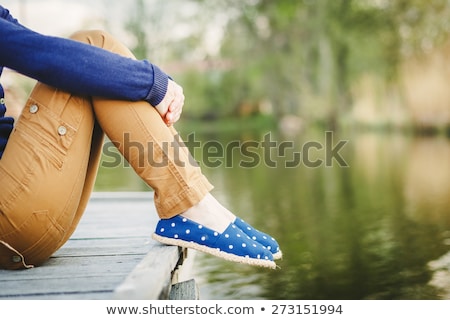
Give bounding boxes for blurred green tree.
[124,0,450,129]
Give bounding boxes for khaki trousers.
[0,30,212,269]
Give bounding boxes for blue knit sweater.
[0,5,169,158]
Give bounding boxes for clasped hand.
[155,80,184,126]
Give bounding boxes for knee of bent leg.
[69,30,135,58]
[69,30,108,46]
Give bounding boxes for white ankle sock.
[181,193,235,233]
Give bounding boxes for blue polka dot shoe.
[234,217,282,260]
[152,215,276,269]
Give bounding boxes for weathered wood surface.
[169,279,199,300]
[0,192,193,300]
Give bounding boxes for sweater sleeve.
[0,16,169,106]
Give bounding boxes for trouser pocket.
[16,98,78,170]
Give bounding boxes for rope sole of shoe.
[152,233,276,269]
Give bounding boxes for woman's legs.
[68,31,281,265]
[62,31,279,267]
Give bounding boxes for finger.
[167,97,183,122]
[169,99,183,116]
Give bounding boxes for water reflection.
[95,127,450,300]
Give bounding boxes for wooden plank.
[0,255,142,297]
[7,292,112,300]
[54,237,153,257]
[169,279,199,300]
[0,251,144,280]
[113,245,182,300]
[69,192,157,238]
[0,278,119,299]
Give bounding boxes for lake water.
[95,125,450,300]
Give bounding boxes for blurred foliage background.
[123,0,450,134]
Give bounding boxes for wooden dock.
[0,192,198,300]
